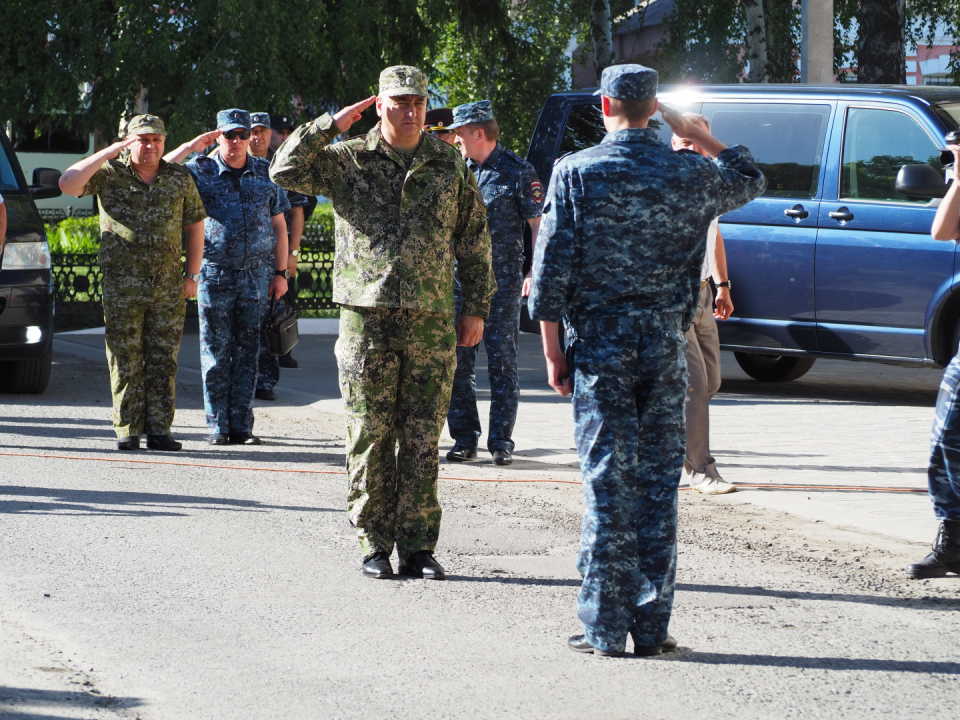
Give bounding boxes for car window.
[556,102,693,162]
[841,107,943,203]
[701,103,831,200]
[10,117,90,154]
[1,138,23,193]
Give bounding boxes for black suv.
[0,128,62,393]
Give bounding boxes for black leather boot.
[907,520,960,579]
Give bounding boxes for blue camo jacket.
[185,153,290,269]
[528,128,765,335]
[468,143,543,267]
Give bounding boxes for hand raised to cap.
[660,103,697,139]
[333,96,377,134]
[105,136,138,159]
[185,129,224,154]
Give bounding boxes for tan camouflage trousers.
[102,274,185,438]
[336,306,457,561]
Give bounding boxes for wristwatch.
[275,269,291,279]
[185,272,200,282]
[290,248,299,257]
[716,280,732,289]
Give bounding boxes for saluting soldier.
[165,109,290,446]
[445,100,543,466]
[529,65,764,657]
[270,65,495,580]
[59,114,206,452]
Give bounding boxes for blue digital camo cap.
[216,108,251,132]
[447,100,495,130]
[593,63,659,101]
[250,112,271,128]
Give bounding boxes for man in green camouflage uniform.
[271,66,495,579]
[59,114,206,451]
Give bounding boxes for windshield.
[1,135,24,194]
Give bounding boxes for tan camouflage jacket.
[269,114,496,317]
[83,158,207,284]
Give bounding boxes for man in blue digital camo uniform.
[270,66,495,580]
[165,109,290,445]
[445,100,543,466]
[911,142,960,579]
[529,64,765,657]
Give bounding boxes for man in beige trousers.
[673,113,737,495]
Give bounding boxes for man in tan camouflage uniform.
[271,66,495,580]
[60,114,207,451]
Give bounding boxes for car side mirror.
[29,167,63,200]
[896,164,948,199]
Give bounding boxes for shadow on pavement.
[677,583,960,610]
[659,651,960,673]
[0,686,143,717]
[0,485,338,517]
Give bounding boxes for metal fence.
[51,229,336,329]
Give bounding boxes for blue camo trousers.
[448,265,523,453]
[571,317,687,653]
[929,353,960,521]
[256,264,280,392]
[198,265,263,434]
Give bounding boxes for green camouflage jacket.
[83,158,207,284]
[269,114,495,317]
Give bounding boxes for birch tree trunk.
[858,0,906,83]
[589,0,615,83]
[744,0,769,83]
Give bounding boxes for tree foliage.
[0,0,578,153]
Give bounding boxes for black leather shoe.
[397,551,446,580]
[255,388,277,401]
[908,520,960,578]
[567,635,624,657]
[208,433,229,445]
[446,444,478,462]
[492,449,513,466]
[634,635,678,656]
[362,552,394,578]
[278,354,299,369]
[229,432,262,445]
[146,434,182,451]
[117,436,140,451]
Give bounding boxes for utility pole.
[801,0,834,84]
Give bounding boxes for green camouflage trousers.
[102,273,185,438]
[336,305,457,561]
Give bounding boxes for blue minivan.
[526,85,960,381]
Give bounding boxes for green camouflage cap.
[127,114,166,136]
[379,65,429,98]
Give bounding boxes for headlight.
[2,241,52,270]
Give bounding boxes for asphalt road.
[0,330,958,719]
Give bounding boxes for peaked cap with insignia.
[217,109,251,132]
[379,65,429,98]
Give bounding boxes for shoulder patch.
[530,180,543,204]
[165,161,190,176]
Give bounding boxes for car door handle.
[784,204,809,219]
[829,207,854,222]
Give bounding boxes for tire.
[0,348,53,394]
[733,352,816,382]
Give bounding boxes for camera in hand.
[947,130,960,145]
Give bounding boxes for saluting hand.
[660,104,695,140]
[186,130,223,155]
[334,96,377,134]
[104,137,138,159]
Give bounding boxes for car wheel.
[0,348,53,394]
[733,352,816,382]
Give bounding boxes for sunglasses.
[223,130,251,140]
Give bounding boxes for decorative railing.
[52,233,337,329]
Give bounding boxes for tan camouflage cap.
[127,114,166,136]
[379,65,429,98]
